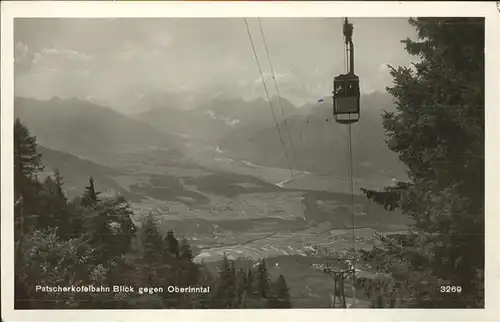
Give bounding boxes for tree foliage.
[14,118,45,239]
[13,118,293,309]
[81,176,100,207]
[361,17,484,308]
[269,274,292,308]
[208,256,292,309]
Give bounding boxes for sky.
[14,18,418,113]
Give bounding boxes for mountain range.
[217,92,406,178]
[131,90,405,178]
[14,97,184,161]
[132,95,303,143]
[15,92,406,180]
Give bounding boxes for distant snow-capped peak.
[206,110,240,126]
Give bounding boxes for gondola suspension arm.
[343,18,355,75]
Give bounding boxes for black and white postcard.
[1,1,499,322]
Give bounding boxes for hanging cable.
[257,18,299,188]
[256,18,309,222]
[346,121,356,305]
[341,17,357,309]
[243,18,296,186]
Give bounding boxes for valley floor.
[49,147,409,308]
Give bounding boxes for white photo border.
[1,1,499,322]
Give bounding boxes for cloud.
[15,42,29,63]
[32,47,93,66]
[114,31,173,63]
[16,46,95,87]
[14,18,417,112]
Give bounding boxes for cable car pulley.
[333,18,360,124]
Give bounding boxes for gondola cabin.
[333,73,360,124]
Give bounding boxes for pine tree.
[38,170,72,236]
[14,118,44,188]
[268,274,292,308]
[105,197,137,259]
[140,215,166,264]
[81,177,100,207]
[233,268,248,307]
[179,237,193,261]
[53,170,66,201]
[236,268,264,308]
[177,236,199,287]
[84,196,136,273]
[360,18,485,308]
[256,259,270,299]
[164,232,201,307]
[135,215,173,292]
[212,254,237,308]
[246,269,254,295]
[14,118,45,239]
[66,196,88,236]
[165,230,180,259]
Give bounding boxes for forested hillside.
[14,118,292,309]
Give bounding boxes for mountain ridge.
[14,96,184,161]
[218,91,405,178]
[132,95,303,143]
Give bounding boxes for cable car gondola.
[333,18,360,124]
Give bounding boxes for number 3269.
[440,285,462,293]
